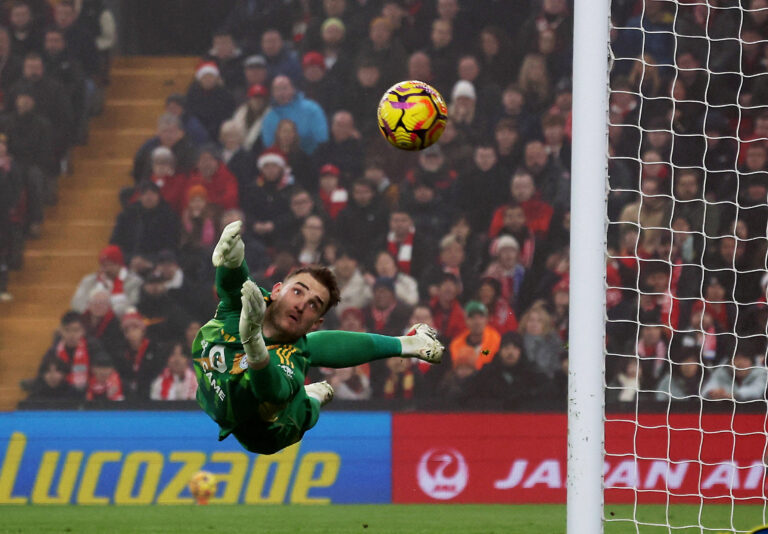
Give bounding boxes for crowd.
[17,0,768,411]
[0,0,115,301]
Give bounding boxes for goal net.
[602,0,768,532]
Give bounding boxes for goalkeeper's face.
[266,273,329,340]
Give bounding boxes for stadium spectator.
[334,178,389,264]
[518,302,563,379]
[80,0,116,85]
[436,345,477,403]
[81,288,124,360]
[110,180,180,260]
[475,276,518,336]
[377,209,436,281]
[261,75,329,155]
[329,247,371,321]
[363,158,399,210]
[39,310,107,392]
[317,163,348,220]
[457,143,506,232]
[448,79,483,142]
[345,57,387,143]
[41,27,88,144]
[222,0,293,54]
[356,16,407,84]
[0,26,23,94]
[53,0,99,77]
[313,110,364,186]
[493,118,523,175]
[420,233,468,297]
[165,93,211,146]
[363,276,412,336]
[185,62,236,142]
[0,134,23,302]
[655,346,703,402]
[271,118,314,192]
[299,50,343,115]
[86,352,124,402]
[429,272,466,340]
[70,244,142,317]
[127,146,187,214]
[260,28,302,84]
[149,341,198,401]
[218,119,254,190]
[204,30,245,90]
[366,250,419,308]
[467,331,547,409]
[230,82,270,153]
[316,17,354,85]
[402,143,457,202]
[606,359,642,405]
[375,354,420,400]
[136,272,192,343]
[24,354,81,402]
[275,187,324,245]
[8,1,42,57]
[488,204,536,268]
[522,139,569,209]
[242,148,291,247]
[326,362,372,400]
[132,113,197,183]
[292,214,327,266]
[483,235,526,310]
[449,300,501,370]
[115,310,165,400]
[179,184,217,254]
[477,26,516,88]
[499,84,539,142]
[186,144,239,213]
[0,89,54,237]
[703,350,768,402]
[407,50,434,86]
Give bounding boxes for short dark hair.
[60,310,83,327]
[286,265,341,315]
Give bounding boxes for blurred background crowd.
[4,0,767,411]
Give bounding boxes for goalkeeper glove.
[239,280,269,365]
[212,220,245,268]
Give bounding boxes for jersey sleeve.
[305,330,402,368]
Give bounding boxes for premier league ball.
[188,470,217,504]
[377,80,448,151]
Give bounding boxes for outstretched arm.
[212,220,252,311]
[306,325,443,368]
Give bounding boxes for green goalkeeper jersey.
[192,263,402,454]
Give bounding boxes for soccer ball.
[377,80,448,151]
[188,470,217,504]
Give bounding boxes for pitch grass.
[0,504,765,533]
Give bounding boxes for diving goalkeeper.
[193,220,444,454]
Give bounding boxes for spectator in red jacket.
[475,276,518,335]
[128,146,188,214]
[86,352,124,402]
[488,168,553,238]
[186,144,239,212]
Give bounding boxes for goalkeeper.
[193,221,443,454]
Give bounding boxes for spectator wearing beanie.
[483,235,526,310]
[70,244,142,317]
[449,300,502,371]
[128,146,188,214]
[317,163,348,220]
[242,147,292,247]
[185,61,236,141]
[299,50,343,114]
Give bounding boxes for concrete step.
[99,100,164,129]
[75,128,152,159]
[107,72,192,99]
[114,56,198,69]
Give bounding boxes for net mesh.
[605,0,768,531]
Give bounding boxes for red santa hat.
[99,245,124,266]
[195,61,220,81]
[257,148,287,170]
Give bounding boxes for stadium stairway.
[0,56,198,410]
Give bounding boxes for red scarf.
[128,338,150,373]
[57,338,90,389]
[96,270,124,295]
[83,310,116,338]
[387,229,415,274]
[371,302,397,332]
[157,368,197,400]
[86,371,124,401]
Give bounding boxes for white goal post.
[569,0,768,532]
[567,1,610,533]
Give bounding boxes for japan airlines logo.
[417,448,468,500]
